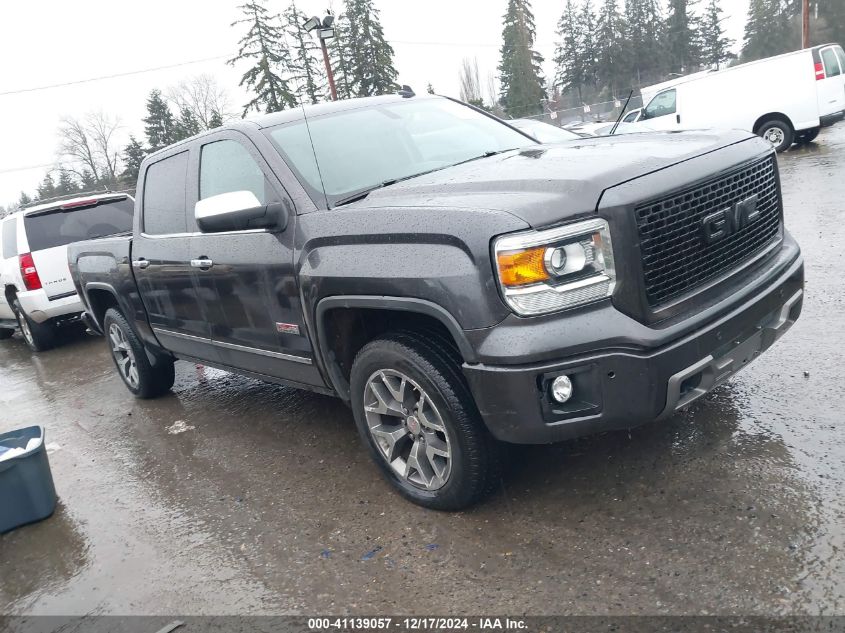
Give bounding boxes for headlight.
[494,218,615,316]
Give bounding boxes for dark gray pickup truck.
[69,94,804,509]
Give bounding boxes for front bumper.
[463,252,804,444]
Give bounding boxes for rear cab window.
[23,198,133,252]
[1,218,17,258]
[142,151,190,235]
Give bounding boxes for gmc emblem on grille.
[701,194,761,244]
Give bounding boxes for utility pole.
[802,0,810,49]
[304,14,338,101]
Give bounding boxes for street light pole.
[304,15,338,102]
[802,0,810,48]
[319,35,338,101]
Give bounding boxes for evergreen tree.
[498,0,546,117]
[18,192,32,207]
[818,0,845,46]
[554,0,585,102]
[56,169,78,195]
[700,0,735,68]
[626,0,664,85]
[283,0,325,105]
[229,0,297,115]
[329,15,355,100]
[665,0,703,74]
[343,0,399,97]
[426,83,435,95]
[596,0,629,97]
[143,89,176,152]
[208,111,224,129]
[122,136,147,184]
[579,0,600,99]
[36,174,57,201]
[741,0,794,61]
[173,106,202,141]
[79,170,98,192]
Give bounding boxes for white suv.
[0,193,134,351]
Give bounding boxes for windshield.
[510,119,580,143]
[24,197,133,251]
[265,97,536,207]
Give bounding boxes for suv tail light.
[19,253,42,291]
[815,62,826,81]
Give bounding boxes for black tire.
[0,328,14,340]
[796,128,820,144]
[350,331,501,510]
[757,119,793,152]
[12,299,56,352]
[103,308,175,398]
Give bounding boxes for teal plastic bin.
[0,426,57,533]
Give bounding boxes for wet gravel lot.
[2,127,844,617]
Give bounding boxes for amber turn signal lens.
[497,247,550,287]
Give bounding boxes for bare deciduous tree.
[459,57,484,106]
[167,74,234,130]
[58,112,122,186]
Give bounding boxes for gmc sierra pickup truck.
[69,94,804,510]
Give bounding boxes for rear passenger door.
[133,150,219,362]
[817,46,845,117]
[189,131,318,384]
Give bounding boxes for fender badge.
[276,322,301,335]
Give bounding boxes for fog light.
[550,375,573,404]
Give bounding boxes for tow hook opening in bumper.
[659,288,803,419]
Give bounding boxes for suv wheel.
[12,299,56,352]
[758,119,793,152]
[350,332,501,510]
[103,308,175,398]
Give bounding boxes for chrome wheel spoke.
[365,381,405,417]
[405,438,435,487]
[370,424,410,462]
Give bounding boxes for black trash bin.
[0,425,57,533]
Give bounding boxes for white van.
[0,193,134,351]
[638,44,845,151]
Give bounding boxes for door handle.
[190,258,213,269]
[132,258,150,269]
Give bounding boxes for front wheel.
[758,119,793,152]
[350,332,501,510]
[103,308,175,398]
[12,299,56,352]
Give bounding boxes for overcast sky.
[0,0,749,206]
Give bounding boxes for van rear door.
[816,45,845,118]
[23,196,133,299]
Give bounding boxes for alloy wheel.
[109,322,139,389]
[363,369,452,491]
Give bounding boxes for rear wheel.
[350,331,501,510]
[12,299,56,352]
[103,308,175,398]
[758,119,793,152]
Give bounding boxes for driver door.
[640,89,680,131]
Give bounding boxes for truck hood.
[358,129,757,228]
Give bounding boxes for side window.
[821,48,842,77]
[1,219,18,258]
[642,90,677,120]
[837,46,845,70]
[142,152,189,235]
[199,139,267,204]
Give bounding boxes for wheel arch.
[314,296,476,400]
[83,283,122,331]
[752,112,794,135]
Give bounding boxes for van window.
[642,90,677,120]
[1,218,17,258]
[199,140,267,204]
[835,46,845,72]
[821,47,842,77]
[23,198,134,252]
[143,152,189,235]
